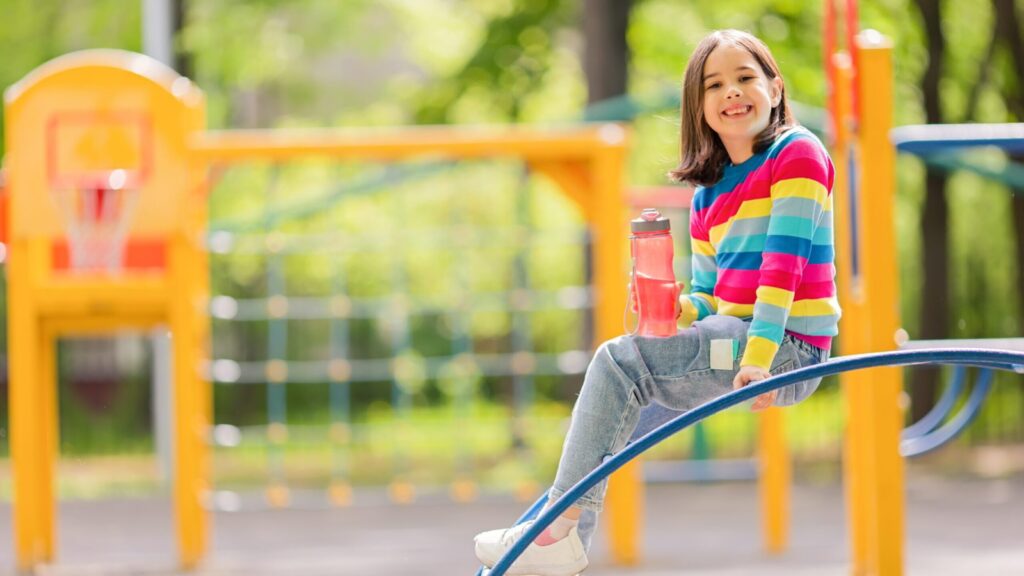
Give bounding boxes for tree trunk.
[993,0,1024,426]
[909,0,948,423]
[582,0,632,104]
[581,0,632,350]
[993,0,1024,332]
[912,168,949,419]
[171,0,192,78]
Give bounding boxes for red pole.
[845,0,860,125]
[824,0,838,145]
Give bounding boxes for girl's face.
[701,42,782,163]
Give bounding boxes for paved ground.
[0,472,1022,575]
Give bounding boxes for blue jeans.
[546,314,831,550]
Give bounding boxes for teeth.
[724,106,750,117]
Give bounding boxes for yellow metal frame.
[182,31,901,574]
[4,50,209,571]
[832,34,904,576]
[6,49,636,569]
[5,46,826,570]
[194,124,637,561]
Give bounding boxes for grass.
[0,388,850,501]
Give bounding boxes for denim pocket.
[769,338,801,376]
[687,314,750,375]
[772,336,824,405]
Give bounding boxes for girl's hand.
[626,280,684,317]
[629,282,684,317]
[732,365,775,411]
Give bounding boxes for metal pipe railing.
[481,348,1024,576]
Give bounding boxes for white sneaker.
[474,521,588,576]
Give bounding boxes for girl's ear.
[770,77,783,107]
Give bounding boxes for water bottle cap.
[630,208,671,232]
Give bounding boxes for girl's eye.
[740,75,754,82]
[705,82,721,90]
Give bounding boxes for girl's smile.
[721,103,753,119]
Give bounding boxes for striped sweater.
[679,126,841,371]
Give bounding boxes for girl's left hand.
[732,366,775,411]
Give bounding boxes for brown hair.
[668,30,795,187]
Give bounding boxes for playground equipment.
[898,339,1024,457]
[4,18,1018,576]
[202,161,601,510]
[3,48,647,571]
[2,50,785,570]
[479,347,1024,576]
[486,20,1024,576]
[3,51,209,570]
[193,124,639,513]
[192,102,787,568]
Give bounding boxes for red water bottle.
[628,208,679,337]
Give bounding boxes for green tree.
[0,0,142,158]
[410,0,577,123]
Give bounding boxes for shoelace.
[500,522,535,547]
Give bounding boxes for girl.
[475,29,839,576]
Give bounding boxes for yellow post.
[38,326,59,561]
[173,137,211,567]
[171,233,206,568]
[758,407,789,553]
[587,128,640,565]
[835,32,903,576]
[4,50,209,571]
[830,50,873,576]
[857,31,904,576]
[6,236,44,570]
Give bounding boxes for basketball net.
[52,169,140,273]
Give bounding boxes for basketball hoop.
[51,169,141,273]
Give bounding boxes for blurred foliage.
[0,0,1022,477]
[404,0,578,122]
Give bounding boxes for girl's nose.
[726,85,742,98]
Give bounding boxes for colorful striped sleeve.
[680,190,718,326]
[741,136,833,370]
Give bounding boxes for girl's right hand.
[629,281,685,316]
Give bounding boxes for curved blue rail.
[901,365,966,441]
[482,348,1024,576]
[900,368,994,457]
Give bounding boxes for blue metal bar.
[483,349,1024,576]
[510,168,534,459]
[901,365,965,441]
[891,123,1024,154]
[265,165,288,494]
[388,189,414,486]
[329,256,352,485]
[450,172,475,484]
[900,368,995,458]
[847,143,862,281]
